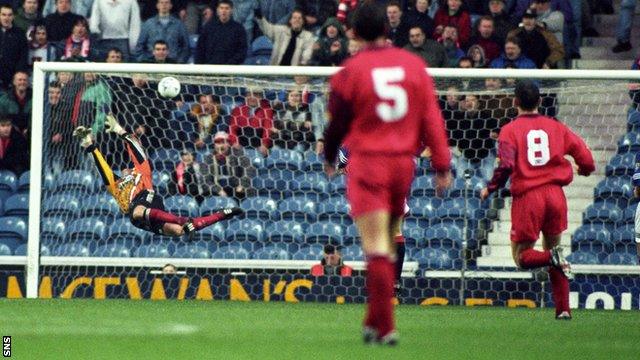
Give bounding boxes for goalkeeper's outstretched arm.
[72,126,119,195]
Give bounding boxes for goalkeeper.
[73,115,242,237]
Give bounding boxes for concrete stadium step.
[558,103,632,116]
[559,91,631,105]
[560,114,628,127]
[579,47,638,60]
[573,59,634,70]
[588,23,640,38]
[573,126,625,142]
[481,241,572,258]
[582,36,640,48]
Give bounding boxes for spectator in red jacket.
[229,87,274,156]
[0,116,29,176]
[466,16,501,63]
[311,244,353,277]
[433,0,471,47]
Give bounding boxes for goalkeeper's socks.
[366,255,395,338]
[394,236,405,283]
[192,207,243,231]
[147,208,188,225]
[548,266,571,317]
[518,248,552,269]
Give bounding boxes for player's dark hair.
[514,80,540,111]
[0,4,13,12]
[154,40,168,48]
[505,36,521,48]
[49,80,61,88]
[353,2,386,41]
[218,0,233,8]
[386,0,402,10]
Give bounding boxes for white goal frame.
[19,63,640,298]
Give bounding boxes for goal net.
[3,63,640,308]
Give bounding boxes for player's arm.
[565,127,595,176]
[122,133,152,178]
[482,133,516,199]
[323,71,353,167]
[86,144,119,196]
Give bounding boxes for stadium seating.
[253,245,289,260]
[0,216,27,243]
[292,244,324,260]
[603,252,638,265]
[66,217,108,243]
[617,131,640,153]
[241,197,278,221]
[266,221,305,243]
[17,171,29,193]
[193,223,226,243]
[278,196,317,222]
[424,224,463,249]
[316,196,350,224]
[411,176,436,197]
[0,170,17,194]
[304,152,324,172]
[213,244,250,259]
[306,222,343,245]
[411,248,454,269]
[53,243,90,257]
[572,224,612,253]
[0,243,12,255]
[173,244,210,258]
[594,177,633,207]
[40,217,66,245]
[81,194,121,219]
[164,195,200,217]
[43,194,80,218]
[327,176,346,194]
[14,243,50,256]
[225,220,265,242]
[291,173,328,198]
[55,170,95,193]
[611,225,635,252]
[342,244,364,261]
[200,196,239,216]
[266,148,305,171]
[152,172,172,196]
[107,219,150,248]
[583,202,622,229]
[566,251,600,265]
[134,244,171,258]
[605,153,635,176]
[93,244,131,257]
[448,176,486,198]
[622,204,636,225]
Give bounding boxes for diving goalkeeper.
[73,115,242,237]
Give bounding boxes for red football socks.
[147,208,188,225]
[192,212,226,231]
[518,248,552,269]
[548,266,571,316]
[365,255,395,337]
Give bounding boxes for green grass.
[1,300,638,359]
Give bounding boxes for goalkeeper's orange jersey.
[108,168,153,214]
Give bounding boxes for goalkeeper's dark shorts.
[129,189,166,235]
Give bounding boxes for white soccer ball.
[158,76,181,98]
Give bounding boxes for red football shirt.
[488,114,595,196]
[324,45,450,172]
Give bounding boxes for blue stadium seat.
[243,55,271,65]
[151,148,181,163]
[213,244,250,259]
[628,110,640,130]
[14,243,51,256]
[43,172,54,193]
[0,238,18,253]
[403,227,425,247]
[41,217,66,244]
[164,195,199,217]
[411,176,435,197]
[225,220,265,242]
[251,176,291,199]
[448,176,486,198]
[317,196,350,223]
[622,204,636,224]
[0,243,11,255]
[107,219,150,247]
[0,170,17,193]
[611,225,635,252]
[327,176,347,194]
[605,153,635,176]
[0,217,27,242]
[266,148,305,171]
[278,196,317,222]
[250,35,273,56]
[343,224,359,245]
[292,244,324,260]
[412,248,454,269]
[200,196,239,216]
[257,168,297,181]
[193,223,226,243]
[617,131,640,153]
[266,221,305,243]
[134,244,171,258]
[342,244,364,261]
[53,243,90,256]
[434,199,473,227]
[153,172,172,196]
[55,170,95,193]
[93,244,131,257]
[306,222,343,245]
[240,197,277,220]
[243,148,265,168]
[424,224,463,249]
[594,177,633,206]
[4,193,29,217]
[291,173,328,196]
[572,224,612,253]
[81,194,120,219]
[566,250,600,265]
[252,245,289,260]
[603,252,638,265]
[173,244,211,258]
[17,171,29,192]
[66,217,108,242]
[43,194,80,218]
[583,202,622,229]
[304,152,324,172]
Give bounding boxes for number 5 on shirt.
[372,67,408,123]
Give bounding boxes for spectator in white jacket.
[89,0,141,61]
[255,7,315,66]
[42,0,94,18]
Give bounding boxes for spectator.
[404,25,447,67]
[386,1,410,47]
[336,0,358,25]
[486,0,513,44]
[438,25,465,67]
[310,17,348,66]
[273,88,314,150]
[229,87,273,157]
[231,0,258,45]
[47,81,76,173]
[467,44,487,67]
[256,7,314,66]
[404,0,435,38]
[62,17,91,61]
[347,38,361,56]
[202,131,257,199]
[14,0,40,35]
[480,78,517,134]
[440,84,461,123]
[42,0,93,18]
[258,0,296,25]
[507,10,551,68]
[467,16,501,63]
[105,47,123,63]
[142,40,177,63]
[135,0,190,63]
[310,244,353,277]
[72,72,112,134]
[311,84,328,155]
[0,71,31,135]
[612,0,636,53]
[182,0,211,34]
[90,0,141,62]
[189,93,220,149]
[433,0,471,46]
[0,5,28,91]
[169,149,209,203]
[490,37,536,69]
[298,0,338,32]
[0,116,29,176]
[195,0,247,65]
[532,0,564,44]
[28,23,57,65]
[458,56,472,68]
[43,0,83,44]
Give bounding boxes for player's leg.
[391,217,405,295]
[182,207,244,234]
[542,233,572,319]
[510,190,554,269]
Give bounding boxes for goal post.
[21,62,640,303]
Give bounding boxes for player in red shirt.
[480,80,595,320]
[323,2,452,345]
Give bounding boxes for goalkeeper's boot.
[551,246,573,280]
[378,331,399,346]
[556,311,572,320]
[104,114,125,135]
[73,126,93,148]
[362,326,378,345]
[220,207,243,219]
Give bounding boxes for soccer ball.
[158,77,181,98]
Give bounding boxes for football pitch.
[1,300,638,359]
